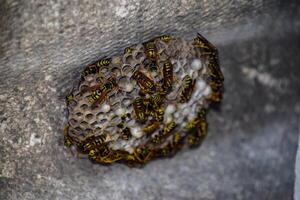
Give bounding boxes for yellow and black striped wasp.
[143,40,158,60]
[152,107,164,122]
[169,132,184,151]
[193,33,215,51]
[124,46,134,55]
[149,92,166,109]
[202,74,223,103]
[131,70,157,94]
[81,133,108,153]
[159,34,172,43]
[133,146,154,164]
[81,64,98,79]
[142,121,160,135]
[161,60,174,93]
[143,39,161,72]
[102,150,131,164]
[178,75,196,103]
[88,144,112,163]
[133,97,148,123]
[206,56,224,86]
[193,33,224,83]
[155,132,184,157]
[95,57,111,68]
[80,58,111,81]
[120,127,132,140]
[185,112,207,148]
[65,93,74,106]
[151,121,176,144]
[87,76,118,106]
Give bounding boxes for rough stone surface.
[0,0,300,200]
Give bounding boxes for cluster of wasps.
[64,33,224,166]
[193,33,224,103]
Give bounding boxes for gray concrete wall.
[296,125,300,200]
[1,0,300,199]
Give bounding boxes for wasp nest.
[64,33,224,166]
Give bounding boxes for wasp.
[92,153,119,165]
[207,56,224,83]
[100,76,118,92]
[88,149,97,159]
[187,133,205,147]
[65,93,74,106]
[155,132,183,157]
[178,75,196,103]
[161,60,174,93]
[149,92,165,109]
[80,58,110,79]
[87,77,118,105]
[193,33,224,83]
[108,150,129,163]
[88,144,111,160]
[184,117,207,133]
[142,121,160,135]
[150,107,164,122]
[91,149,128,165]
[151,121,176,144]
[81,64,98,79]
[169,132,184,149]
[82,134,107,152]
[63,125,73,147]
[132,70,157,94]
[95,58,111,68]
[184,119,198,131]
[124,47,134,55]
[159,34,172,43]
[163,121,177,134]
[185,117,207,147]
[133,97,148,122]
[121,127,132,140]
[133,147,154,164]
[144,40,158,60]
